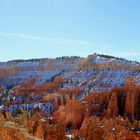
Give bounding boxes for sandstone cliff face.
[0,67,19,80]
[1,54,140,90]
[52,100,86,129]
[0,127,25,140]
[107,92,118,117]
[79,115,140,140]
[83,54,140,71]
[83,84,140,122]
[125,92,135,122]
[1,55,140,140]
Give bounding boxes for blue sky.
[0,0,140,62]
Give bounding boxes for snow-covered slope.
[1,70,61,88]
[0,54,140,91]
[62,70,140,92]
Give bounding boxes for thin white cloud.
[55,37,95,46]
[0,32,96,47]
[0,32,53,41]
